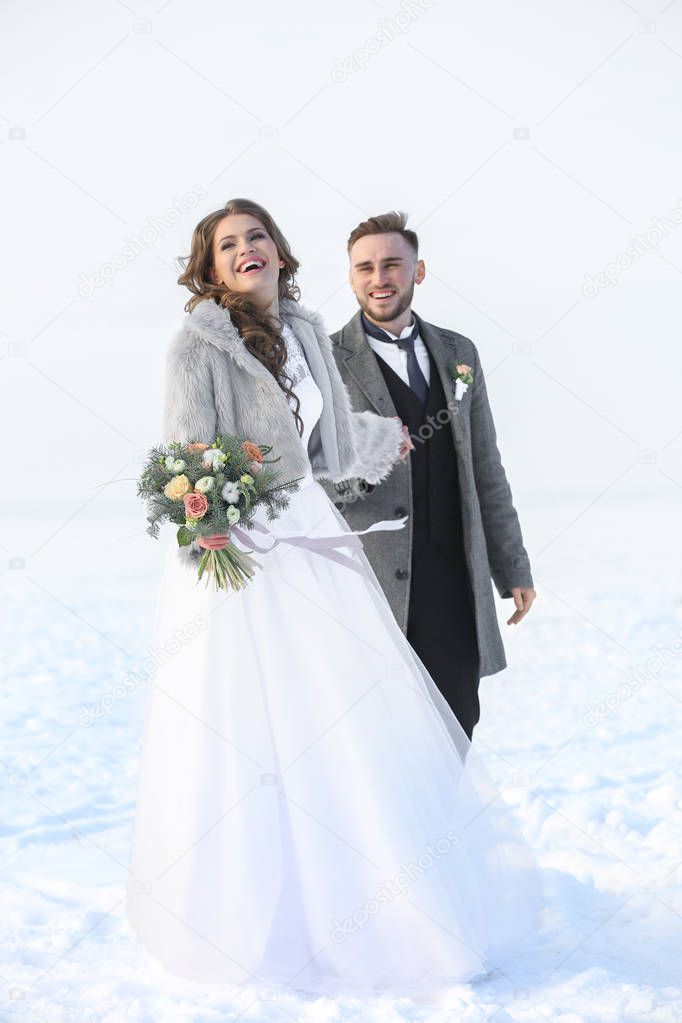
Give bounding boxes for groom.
[323,211,535,739]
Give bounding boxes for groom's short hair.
[347,211,419,257]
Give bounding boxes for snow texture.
[1,496,680,1022]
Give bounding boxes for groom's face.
[348,232,425,324]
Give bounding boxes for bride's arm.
[345,411,409,485]
[162,334,225,557]
[318,326,409,488]
[162,332,217,446]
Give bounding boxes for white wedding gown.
[126,320,542,999]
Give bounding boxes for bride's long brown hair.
[177,198,304,437]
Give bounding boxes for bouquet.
[137,435,302,592]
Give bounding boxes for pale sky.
[2,0,681,529]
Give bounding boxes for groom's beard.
[358,281,415,324]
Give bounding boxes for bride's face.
[210,213,283,305]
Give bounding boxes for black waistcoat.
[374,345,466,557]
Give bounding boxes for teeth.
[240,260,264,272]
[372,291,394,298]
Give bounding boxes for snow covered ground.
[1,493,681,1023]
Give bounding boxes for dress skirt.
[126,470,542,999]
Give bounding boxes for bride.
[126,198,542,999]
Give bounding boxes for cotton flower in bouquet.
[138,434,303,592]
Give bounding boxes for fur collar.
[182,297,328,373]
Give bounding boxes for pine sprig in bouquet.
[138,434,302,591]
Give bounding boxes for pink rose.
[248,460,263,474]
[456,363,472,375]
[183,491,209,519]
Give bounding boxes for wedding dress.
[126,318,542,999]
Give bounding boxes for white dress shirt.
[363,318,431,389]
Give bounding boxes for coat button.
[394,506,407,517]
[395,567,409,580]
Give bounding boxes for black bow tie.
[361,312,428,405]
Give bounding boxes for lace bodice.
[281,319,323,459]
[281,320,311,388]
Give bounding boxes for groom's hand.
[392,417,415,460]
[507,587,536,625]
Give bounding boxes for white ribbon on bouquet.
[230,516,408,576]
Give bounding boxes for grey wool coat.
[162,296,405,489]
[320,310,534,678]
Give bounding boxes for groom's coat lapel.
[336,310,398,416]
[336,309,465,448]
[414,314,466,447]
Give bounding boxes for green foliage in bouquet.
[137,434,303,591]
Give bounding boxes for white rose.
[164,455,175,471]
[226,506,241,524]
[172,459,186,473]
[195,476,215,494]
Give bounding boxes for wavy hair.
[177,198,304,436]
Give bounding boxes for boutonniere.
[448,362,474,401]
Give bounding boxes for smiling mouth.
[369,289,396,301]
[238,258,266,275]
